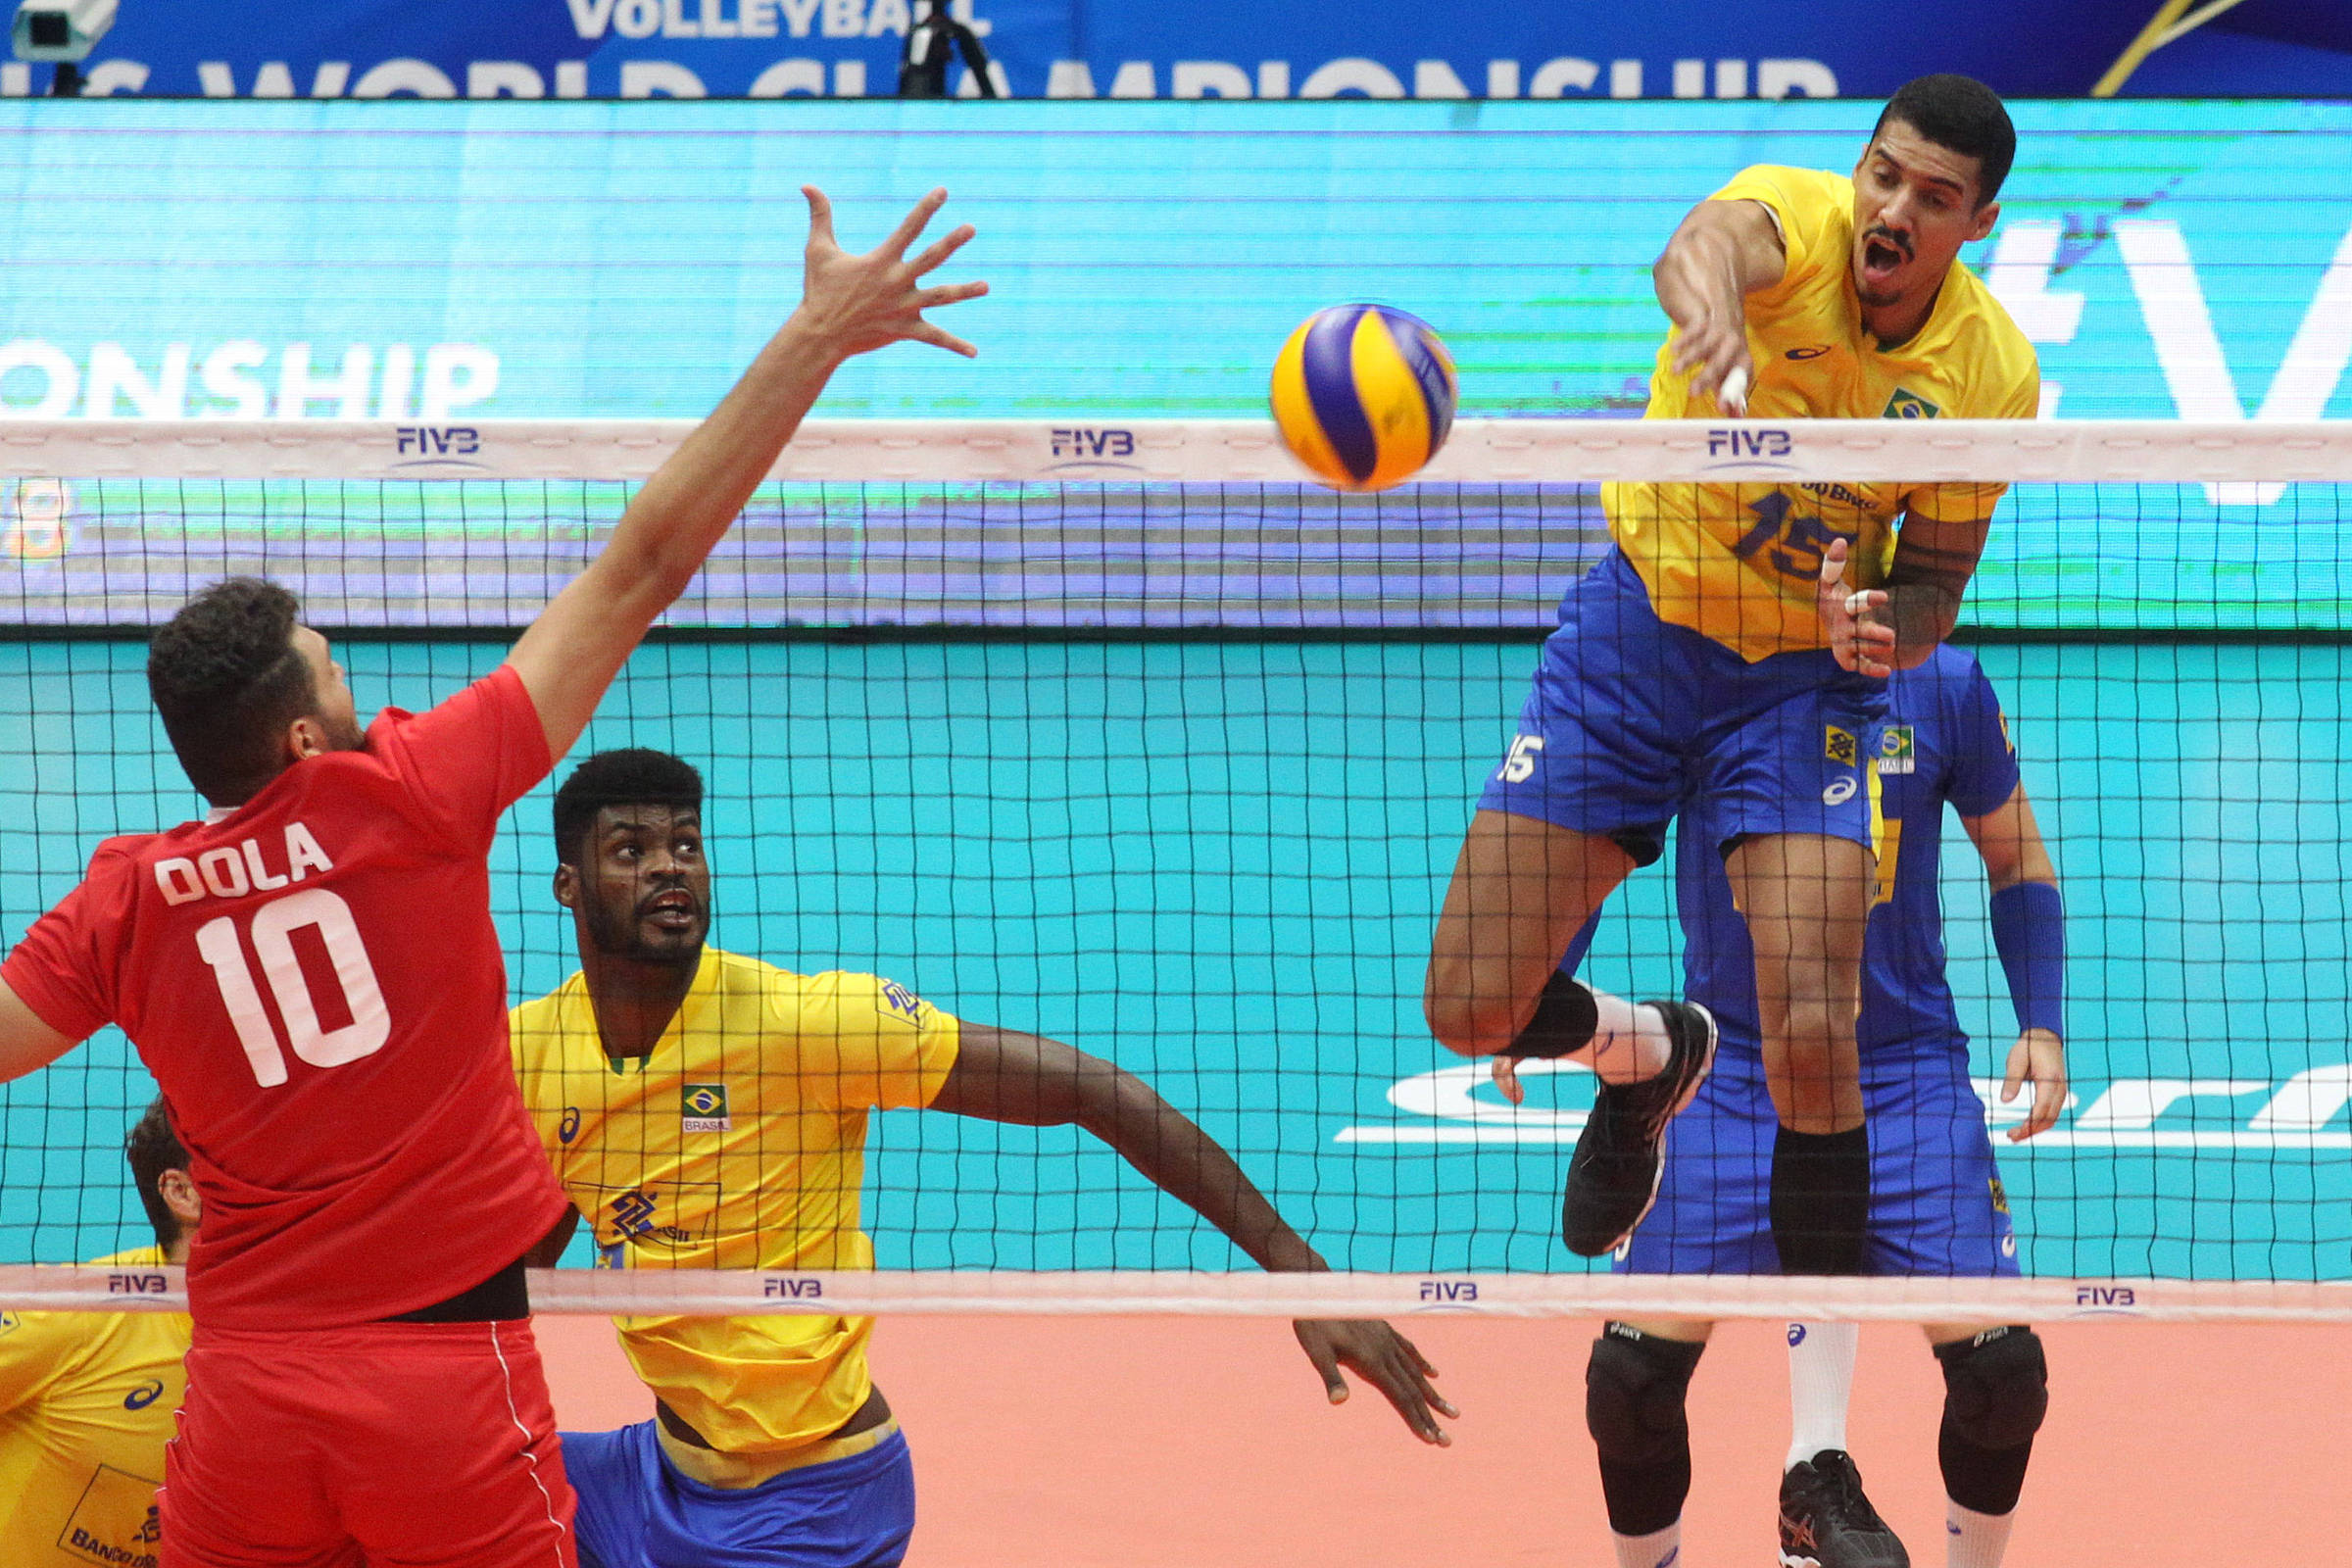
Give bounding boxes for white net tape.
[3,416,2351,484]
[3,1264,2347,1323]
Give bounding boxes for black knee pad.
[1936,1325,2048,1451]
[1504,972,1600,1059]
[1586,1322,1704,1464]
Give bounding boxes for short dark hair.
[123,1099,188,1251]
[552,749,705,865]
[1873,74,2015,205]
[146,577,318,805]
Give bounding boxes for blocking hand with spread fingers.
[796,185,989,363]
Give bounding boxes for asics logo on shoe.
[1781,1512,1819,1550]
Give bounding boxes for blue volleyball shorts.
[1615,1054,2022,1277]
[565,1420,915,1568]
[1478,550,1886,865]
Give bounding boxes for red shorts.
[162,1318,577,1568]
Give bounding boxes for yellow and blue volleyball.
[1270,304,1458,492]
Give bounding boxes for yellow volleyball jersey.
[1607,164,2040,661]
[511,949,959,1456]
[0,1247,188,1567]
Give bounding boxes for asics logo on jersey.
[123,1377,165,1410]
[1823,776,1858,806]
[154,822,334,906]
[1785,345,1833,360]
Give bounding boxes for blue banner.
[8,0,2351,100]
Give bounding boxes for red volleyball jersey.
[2,664,569,1330]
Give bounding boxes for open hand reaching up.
[792,185,988,363]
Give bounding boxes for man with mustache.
[1423,74,2038,1566]
[513,749,1453,1568]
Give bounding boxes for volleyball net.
[2,416,2349,1323]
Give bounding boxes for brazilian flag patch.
[1825,725,1859,766]
[1878,724,1916,775]
[681,1083,731,1134]
[1884,387,1940,419]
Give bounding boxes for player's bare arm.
[0,979,75,1084]
[507,187,987,760]
[1817,510,1989,678]
[1653,197,1786,413]
[927,1023,1459,1446]
[1963,782,2068,1141]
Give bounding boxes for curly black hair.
[552,749,705,866]
[146,576,318,805]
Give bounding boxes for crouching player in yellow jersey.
[515,750,1456,1568]
[1425,75,2040,1285]
[0,1101,197,1564]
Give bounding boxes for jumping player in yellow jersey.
[1425,75,2038,1311]
[514,750,1455,1568]
[0,1101,197,1565]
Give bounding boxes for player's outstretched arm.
[1654,197,1786,413]
[1963,782,2068,1141]
[0,979,76,1084]
[928,1024,1458,1446]
[508,187,987,760]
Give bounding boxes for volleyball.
[1270,304,1458,492]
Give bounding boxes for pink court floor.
[537,1314,2350,1566]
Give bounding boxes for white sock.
[1610,1522,1682,1568]
[1944,1500,2015,1568]
[1586,992,1671,1084]
[1784,1320,1857,1470]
